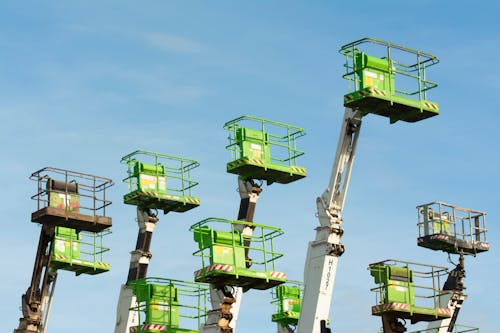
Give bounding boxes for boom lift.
[368,202,488,333]
[417,202,489,333]
[297,38,439,333]
[196,116,306,333]
[114,150,201,333]
[14,167,113,333]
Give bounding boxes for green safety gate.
[121,150,200,214]
[224,116,306,184]
[340,37,439,124]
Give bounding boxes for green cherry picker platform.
[50,227,110,275]
[127,278,209,333]
[191,217,286,291]
[369,260,452,324]
[340,37,439,124]
[224,116,306,185]
[271,281,303,329]
[121,150,200,214]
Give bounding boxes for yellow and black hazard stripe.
[95,261,110,269]
[358,87,387,97]
[344,94,354,102]
[227,157,264,169]
[290,166,306,174]
[52,254,70,261]
[423,101,439,111]
[162,194,200,205]
[345,88,388,103]
[184,196,200,205]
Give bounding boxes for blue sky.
[1,1,499,333]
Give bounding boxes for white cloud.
[144,32,205,54]
[64,22,206,55]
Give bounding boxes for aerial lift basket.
[121,150,200,214]
[50,226,111,275]
[191,217,287,290]
[30,167,113,232]
[417,202,489,255]
[224,116,306,184]
[271,280,303,327]
[340,38,439,124]
[369,259,452,323]
[128,277,209,333]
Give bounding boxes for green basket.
[121,150,200,213]
[340,38,439,124]
[224,116,306,184]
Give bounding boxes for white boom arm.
[297,108,362,333]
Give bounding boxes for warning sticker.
[364,70,377,78]
[55,239,66,252]
[214,245,233,255]
[139,174,166,191]
[250,143,262,158]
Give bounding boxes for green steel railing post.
[187,163,192,196]
[431,265,436,316]
[260,226,270,281]
[417,51,424,112]
[183,161,187,198]
[422,62,427,101]
[269,229,277,272]
[352,45,358,91]
[231,221,239,278]
[287,127,292,166]
[154,153,159,195]
[386,45,394,106]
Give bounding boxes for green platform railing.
[224,116,306,184]
[121,150,200,213]
[128,277,209,333]
[340,37,439,123]
[191,217,286,290]
[369,259,452,323]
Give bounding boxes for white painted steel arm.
[297,108,362,333]
[321,108,362,216]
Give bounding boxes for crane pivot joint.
[329,243,345,256]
